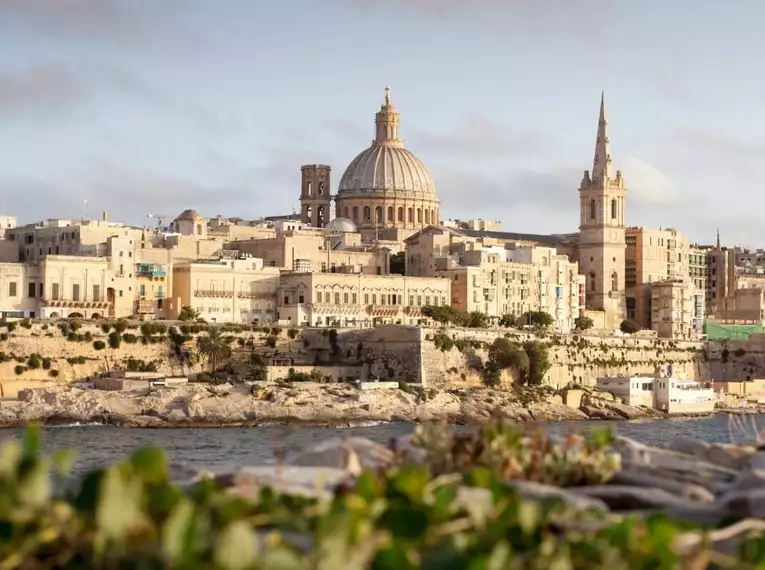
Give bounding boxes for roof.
[460,229,573,246]
[176,209,203,221]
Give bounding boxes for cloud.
[410,116,553,159]
[0,64,86,117]
[1,0,197,46]
[669,127,765,159]
[622,156,687,207]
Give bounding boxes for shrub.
[574,316,594,331]
[67,332,78,342]
[66,356,87,365]
[84,331,93,342]
[0,352,7,363]
[620,319,641,334]
[101,323,112,333]
[0,333,8,342]
[6,322,16,333]
[122,333,139,344]
[93,340,106,350]
[19,319,32,329]
[108,331,122,349]
[264,335,277,348]
[68,320,82,332]
[287,327,299,340]
[398,380,415,394]
[41,357,52,370]
[114,319,129,334]
[48,369,59,378]
[26,354,41,369]
[13,364,25,375]
[734,348,746,358]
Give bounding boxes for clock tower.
[578,92,626,327]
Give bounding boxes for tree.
[178,306,200,322]
[521,311,554,329]
[484,338,529,386]
[421,305,456,325]
[620,319,641,334]
[498,314,517,328]
[389,251,406,275]
[522,341,551,386]
[466,311,489,328]
[196,328,232,372]
[574,316,594,331]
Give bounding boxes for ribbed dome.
[325,217,357,233]
[338,145,436,195]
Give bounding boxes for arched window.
[589,199,596,220]
[408,208,413,223]
[364,206,371,220]
[425,209,430,224]
[611,271,618,292]
[306,181,312,196]
[611,199,617,220]
[397,207,404,222]
[196,224,203,235]
[417,208,423,223]
[352,206,358,220]
[343,207,348,218]
[317,205,325,226]
[431,209,436,224]
[318,182,324,195]
[375,206,382,221]
[387,206,393,221]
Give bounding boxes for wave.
[47,422,104,428]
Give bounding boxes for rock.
[571,485,716,512]
[390,434,428,463]
[214,466,352,499]
[529,403,588,421]
[580,405,620,420]
[286,437,395,475]
[508,481,609,514]
[744,451,765,471]
[603,402,648,420]
[663,437,712,457]
[720,488,765,518]
[707,443,756,470]
[610,469,715,502]
[730,468,765,492]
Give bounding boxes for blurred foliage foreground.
[2,422,765,569]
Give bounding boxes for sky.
[2,0,764,246]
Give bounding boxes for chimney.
[102,211,108,222]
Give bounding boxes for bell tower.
[578,92,626,326]
[300,164,331,228]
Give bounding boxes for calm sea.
[0,415,756,475]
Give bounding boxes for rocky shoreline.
[0,381,725,429]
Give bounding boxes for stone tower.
[300,165,331,228]
[578,92,626,326]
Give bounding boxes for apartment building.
[650,279,704,339]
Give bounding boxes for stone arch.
[611,199,617,219]
[49,312,60,318]
[69,312,84,318]
[363,206,371,220]
[91,312,101,319]
[397,207,403,222]
[589,199,596,220]
[343,207,349,218]
[611,271,618,292]
[375,206,383,221]
[407,208,413,223]
[417,208,422,223]
[387,206,393,221]
[425,209,430,224]
[352,206,358,220]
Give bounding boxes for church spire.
[716,227,721,251]
[373,85,403,147]
[592,91,612,182]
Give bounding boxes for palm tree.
[196,328,232,372]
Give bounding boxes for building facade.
[278,272,451,327]
[577,93,626,327]
[300,165,332,228]
[172,257,280,324]
[650,279,704,339]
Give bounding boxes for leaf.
[390,465,431,501]
[130,447,168,483]
[260,546,304,570]
[162,498,199,565]
[213,520,256,570]
[51,449,76,478]
[517,500,541,535]
[17,459,51,508]
[377,506,429,541]
[21,427,42,459]
[95,468,145,540]
[0,440,21,476]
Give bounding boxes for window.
[611,199,617,219]
[317,292,322,303]
[352,206,358,220]
[364,294,369,304]
[72,284,80,301]
[343,207,348,218]
[364,206,371,220]
[52,283,59,300]
[27,282,35,298]
[375,206,382,221]
[298,292,304,303]
[8,282,17,297]
[334,293,340,305]
[306,181,312,196]
[589,199,596,220]
[139,284,146,296]
[343,293,349,304]
[425,210,430,224]
[387,206,393,221]
[318,182,324,195]
[352,293,357,304]
[417,208,422,223]
[611,272,618,293]
[408,208,413,223]
[157,286,163,299]
[372,294,377,304]
[38,283,43,297]
[397,207,404,222]
[93,285,101,302]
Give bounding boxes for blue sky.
[1,0,764,245]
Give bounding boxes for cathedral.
[298,87,627,327]
[300,87,440,244]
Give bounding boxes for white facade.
[595,375,654,407]
[597,375,716,414]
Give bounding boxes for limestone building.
[651,279,704,340]
[300,165,332,228]
[334,87,440,240]
[577,93,626,327]
[277,272,450,328]
[172,257,280,324]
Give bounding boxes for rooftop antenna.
[83,199,88,222]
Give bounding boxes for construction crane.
[145,214,171,232]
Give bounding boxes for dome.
[325,217,357,233]
[176,209,203,221]
[338,145,436,195]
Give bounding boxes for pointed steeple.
[373,85,403,147]
[716,227,721,251]
[592,91,612,182]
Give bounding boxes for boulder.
[508,480,609,514]
[285,437,395,475]
[571,485,716,512]
[663,437,712,458]
[580,405,620,420]
[720,488,765,519]
[215,466,352,500]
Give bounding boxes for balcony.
[367,304,402,317]
[194,289,234,298]
[137,298,154,314]
[41,299,111,310]
[137,264,167,278]
[236,291,274,299]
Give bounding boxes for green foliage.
[421,305,490,328]
[108,331,122,349]
[68,319,82,332]
[264,335,277,348]
[574,315,595,331]
[484,337,529,386]
[19,319,32,329]
[498,313,517,327]
[398,380,415,394]
[734,348,746,358]
[93,340,106,350]
[114,319,129,334]
[196,328,232,371]
[522,340,551,386]
[287,327,299,340]
[66,356,87,365]
[122,333,139,344]
[519,310,554,329]
[13,364,25,375]
[41,357,52,370]
[100,323,112,333]
[249,365,267,381]
[124,358,159,372]
[48,369,59,378]
[6,321,16,332]
[0,424,763,568]
[26,354,41,369]
[722,348,730,363]
[178,305,199,321]
[620,319,641,334]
